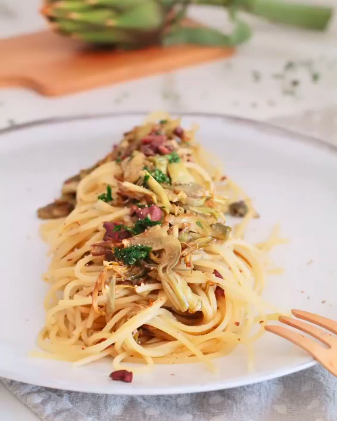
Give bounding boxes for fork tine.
[279,316,333,347]
[265,325,324,358]
[292,309,337,335]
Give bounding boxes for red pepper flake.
[109,370,133,383]
[259,320,264,324]
[239,269,243,273]
[235,322,240,326]
[238,338,241,341]
[81,347,85,350]
[221,176,227,181]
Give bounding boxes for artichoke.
[41,0,333,49]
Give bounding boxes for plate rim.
[1,111,337,156]
[1,111,332,394]
[1,360,316,396]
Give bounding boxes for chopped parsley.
[151,168,170,184]
[143,174,150,187]
[114,245,152,265]
[115,151,122,163]
[132,217,161,235]
[160,119,168,124]
[167,151,181,163]
[98,185,113,202]
[196,221,203,228]
[113,217,161,236]
[143,167,170,185]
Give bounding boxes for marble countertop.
[1,1,337,420]
[0,0,337,143]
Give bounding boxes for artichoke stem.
[189,0,332,31]
[241,0,332,30]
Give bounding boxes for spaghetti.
[36,113,285,379]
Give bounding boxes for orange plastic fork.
[265,309,337,376]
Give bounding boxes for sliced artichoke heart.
[168,162,194,185]
[124,226,201,313]
[121,151,145,183]
[150,155,169,174]
[173,182,208,207]
[118,181,157,203]
[143,170,171,213]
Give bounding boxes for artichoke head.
[41,0,173,48]
[41,0,333,48]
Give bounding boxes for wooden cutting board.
[0,30,233,97]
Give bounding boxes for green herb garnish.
[113,217,161,236]
[160,119,168,124]
[114,245,152,265]
[143,174,150,188]
[167,151,181,163]
[132,217,161,235]
[196,221,203,228]
[151,168,170,184]
[312,72,320,82]
[143,167,171,185]
[98,185,113,202]
[115,151,122,163]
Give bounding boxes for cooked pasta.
[35,113,285,380]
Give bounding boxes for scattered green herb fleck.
[312,72,320,82]
[291,79,300,87]
[282,88,296,96]
[113,225,123,232]
[167,151,181,163]
[252,70,261,82]
[196,221,203,228]
[114,245,152,265]
[98,185,113,202]
[285,61,295,70]
[160,119,168,124]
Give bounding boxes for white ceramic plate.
[1,112,337,395]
